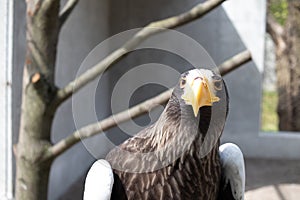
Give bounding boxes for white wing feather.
[219,143,245,200]
[84,159,114,200]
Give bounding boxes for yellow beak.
[181,76,220,117]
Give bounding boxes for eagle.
[84,69,245,200]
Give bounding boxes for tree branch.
[53,0,227,106]
[59,0,79,28]
[45,89,173,160]
[45,50,252,160]
[266,14,286,53]
[40,0,59,14]
[217,50,252,75]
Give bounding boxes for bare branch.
[217,50,251,75]
[59,0,79,28]
[266,14,287,53]
[45,50,252,160]
[45,89,173,159]
[53,0,227,106]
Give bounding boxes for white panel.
[223,0,266,72]
[0,0,13,199]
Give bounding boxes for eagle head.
[179,69,222,117]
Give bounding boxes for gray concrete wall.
[12,2,26,200]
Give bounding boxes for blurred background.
[1,0,300,199]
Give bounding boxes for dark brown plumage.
[106,69,229,200]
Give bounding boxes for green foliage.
[269,0,288,25]
[261,90,279,132]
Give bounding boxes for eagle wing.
[218,143,245,200]
[84,160,114,200]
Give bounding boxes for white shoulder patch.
[219,143,245,200]
[84,159,114,200]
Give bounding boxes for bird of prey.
[84,69,245,200]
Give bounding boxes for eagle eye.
[180,77,186,88]
[212,75,222,90]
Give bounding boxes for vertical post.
[0,0,14,199]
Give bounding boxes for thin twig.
[45,50,252,160]
[45,89,173,160]
[217,50,251,75]
[59,0,79,28]
[53,0,227,106]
